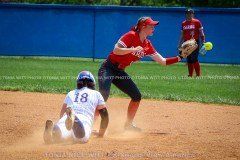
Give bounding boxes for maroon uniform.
[181,18,203,41]
[180,13,205,77]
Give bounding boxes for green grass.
[0,56,239,105]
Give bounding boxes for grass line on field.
[0,56,239,106]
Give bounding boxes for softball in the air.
[204,42,213,51]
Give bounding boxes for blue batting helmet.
[76,71,96,84]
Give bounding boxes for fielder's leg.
[193,61,201,76]
[187,42,200,77]
[191,42,200,76]
[98,63,114,101]
[112,71,142,132]
[187,63,194,77]
[127,100,140,124]
[97,63,114,121]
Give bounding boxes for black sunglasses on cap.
[185,8,194,14]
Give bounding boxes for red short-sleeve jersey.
[108,31,157,69]
[181,18,203,41]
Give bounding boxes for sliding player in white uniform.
[43,71,109,144]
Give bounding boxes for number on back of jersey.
[74,93,88,103]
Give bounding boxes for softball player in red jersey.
[98,17,185,132]
[177,8,206,77]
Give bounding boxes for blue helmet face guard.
[76,71,96,84]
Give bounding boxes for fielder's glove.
[179,39,198,58]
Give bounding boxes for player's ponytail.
[131,25,137,31]
[131,17,150,32]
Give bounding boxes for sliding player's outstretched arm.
[98,107,109,137]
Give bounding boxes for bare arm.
[59,103,67,118]
[151,53,167,65]
[177,31,184,49]
[199,28,206,43]
[151,53,181,66]
[98,106,109,137]
[113,43,143,55]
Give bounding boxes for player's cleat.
[124,122,142,132]
[65,107,75,130]
[43,120,53,144]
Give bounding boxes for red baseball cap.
[142,17,159,26]
[132,17,159,31]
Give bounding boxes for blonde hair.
[134,16,151,31]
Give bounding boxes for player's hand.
[92,129,105,138]
[131,46,144,58]
[98,128,106,138]
[132,46,143,52]
[92,130,100,136]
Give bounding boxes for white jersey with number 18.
[64,87,105,129]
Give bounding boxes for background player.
[43,71,109,144]
[177,8,206,77]
[98,16,191,132]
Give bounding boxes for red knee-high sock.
[127,100,140,124]
[194,62,201,76]
[166,56,179,65]
[188,63,194,77]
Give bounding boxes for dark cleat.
[43,120,53,144]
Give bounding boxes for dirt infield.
[0,91,239,160]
